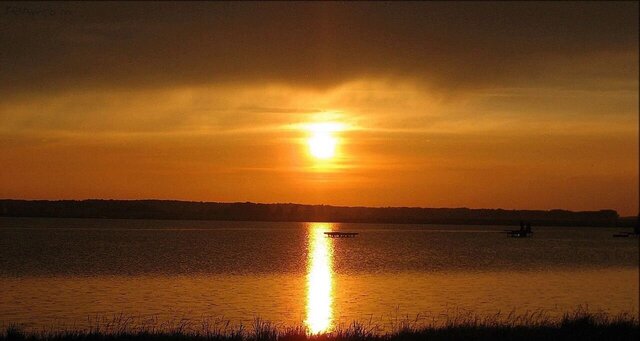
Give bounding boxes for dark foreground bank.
[3,310,638,341]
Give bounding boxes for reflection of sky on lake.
[0,218,637,332]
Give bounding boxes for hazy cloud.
[1,2,637,96]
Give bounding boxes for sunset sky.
[1,2,638,215]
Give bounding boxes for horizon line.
[0,198,628,216]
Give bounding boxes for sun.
[309,132,336,159]
[306,122,342,160]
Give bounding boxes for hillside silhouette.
[0,199,623,227]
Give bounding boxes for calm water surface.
[0,218,637,332]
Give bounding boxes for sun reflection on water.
[305,223,334,334]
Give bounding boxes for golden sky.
[1,2,638,215]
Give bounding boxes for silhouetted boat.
[324,232,358,238]
[505,230,532,238]
[612,225,640,238]
[613,233,631,238]
[503,222,533,238]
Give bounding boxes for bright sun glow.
[306,122,343,160]
[309,133,336,159]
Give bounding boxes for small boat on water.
[324,231,359,238]
[503,222,533,238]
[613,233,632,238]
[613,226,640,238]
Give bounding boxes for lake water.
[0,217,638,332]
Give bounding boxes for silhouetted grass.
[2,309,638,341]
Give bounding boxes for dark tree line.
[0,199,623,227]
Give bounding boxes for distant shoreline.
[1,199,635,227]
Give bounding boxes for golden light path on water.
[305,223,334,334]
